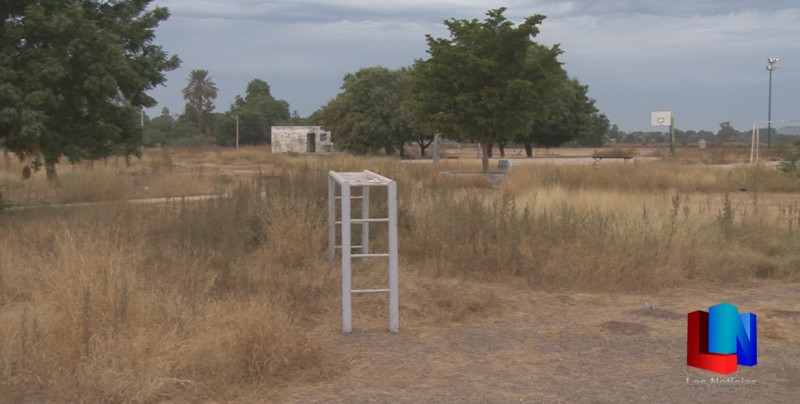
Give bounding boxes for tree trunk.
[524,141,533,158]
[480,139,490,173]
[486,142,494,158]
[498,141,506,158]
[45,161,58,183]
[419,143,428,157]
[416,138,433,157]
[197,96,204,133]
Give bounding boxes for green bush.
[777,145,800,175]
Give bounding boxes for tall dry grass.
[410,162,800,290]
[0,148,271,205]
[0,155,497,401]
[2,148,800,400]
[0,178,337,401]
[500,161,800,194]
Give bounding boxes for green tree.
[321,67,414,155]
[0,0,180,179]
[218,79,290,146]
[410,8,546,172]
[582,112,610,147]
[142,107,174,146]
[521,77,598,152]
[717,122,743,141]
[143,106,208,147]
[494,42,566,158]
[607,124,624,144]
[513,43,571,155]
[411,122,435,157]
[285,111,307,126]
[182,69,218,133]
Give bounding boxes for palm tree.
[182,69,218,133]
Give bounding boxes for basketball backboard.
[651,111,672,126]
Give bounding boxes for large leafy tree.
[509,42,569,156]
[142,107,174,147]
[522,77,598,151]
[321,66,415,155]
[410,8,546,172]
[410,120,435,157]
[181,69,217,133]
[717,121,744,141]
[0,0,180,178]
[581,112,610,147]
[218,79,289,146]
[141,106,208,147]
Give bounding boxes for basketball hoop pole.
[669,117,675,154]
[651,111,674,154]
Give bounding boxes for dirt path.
[269,281,800,403]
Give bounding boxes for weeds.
[501,161,800,194]
[1,149,800,400]
[82,285,91,359]
[718,193,735,239]
[777,144,800,175]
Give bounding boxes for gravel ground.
[269,280,800,403]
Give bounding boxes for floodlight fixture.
[767,57,780,70]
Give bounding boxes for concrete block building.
[271,126,333,154]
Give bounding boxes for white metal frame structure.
[751,121,766,164]
[328,170,398,333]
[751,120,800,163]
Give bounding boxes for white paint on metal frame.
[328,170,399,333]
[750,120,800,164]
[751,121,765,164]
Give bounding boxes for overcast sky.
[146,0,800,132]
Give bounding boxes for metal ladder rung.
[334,245,364,250]
[351,253,389,258]
[351,288,390,294]
[335,218,389,224]
[335,195,364,200]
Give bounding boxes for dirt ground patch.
[265,280,800,403]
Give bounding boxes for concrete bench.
[592,156,634,162]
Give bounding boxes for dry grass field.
[1,146,799,402]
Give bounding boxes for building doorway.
[306,133,316,153]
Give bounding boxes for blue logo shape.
[708,303,757,367]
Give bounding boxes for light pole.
[767,57,779,148]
